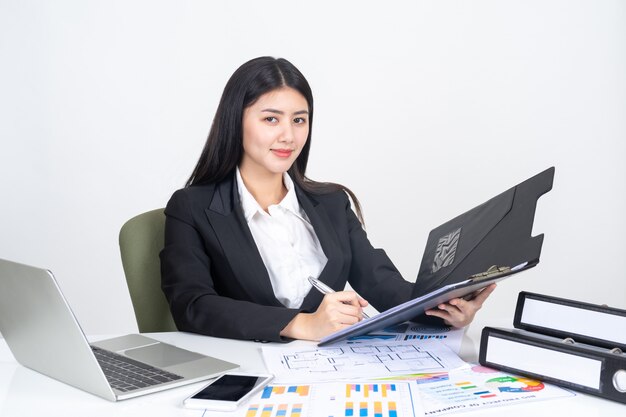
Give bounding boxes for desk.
[0,323,623,416]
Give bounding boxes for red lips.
[271,149,293,158]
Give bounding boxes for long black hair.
[186,56,363,222]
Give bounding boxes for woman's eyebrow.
[261,108,309,115]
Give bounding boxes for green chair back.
[119,208,177,332]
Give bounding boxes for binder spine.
[514,291,626,351]
[479,327,626,404]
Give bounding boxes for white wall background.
[1,0,625,336]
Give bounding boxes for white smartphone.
[183,372,274,411]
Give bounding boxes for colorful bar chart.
[347,383,395,398]
[388,401,397,417]
[345,401,354,417]
[250,384,311,417]
[276,404,288,417]
[291,403,303,417]
[343,384,404,417]
[262,385,309,399]
[246,403,304,417]
[359,401,367,416]
[246,404,259,417]
[374,401,382,417]
[455,381,496,398]
[261,404,273,417]
[245,382,417,417]
[403,334,447,341]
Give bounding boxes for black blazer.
[160,173,414,342]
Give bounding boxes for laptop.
[319,167,555,346]
[0,258,239,401]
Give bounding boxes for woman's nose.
[278,123,295,143]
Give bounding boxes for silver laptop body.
[0,258,238,401]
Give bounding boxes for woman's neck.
[239,167,287,212]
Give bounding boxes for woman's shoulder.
[170,182,218,200]
[166,183,220,214]
[301,186,351,208]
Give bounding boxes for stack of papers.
[202,380,425,417]
[201,325,575,417]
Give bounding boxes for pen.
[307,276,370,319]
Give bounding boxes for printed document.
[201,381,425,417]
[382,364,575,415]
[341,323,464,354]
[262,340,466,382]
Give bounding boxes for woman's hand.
[424,283,497,328]
[280,291,369,341]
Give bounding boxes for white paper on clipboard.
[319,261,534,346]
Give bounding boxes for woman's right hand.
[280,291,369,341]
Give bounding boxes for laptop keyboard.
[92,346,183,392]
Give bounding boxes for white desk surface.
[1,318,623,416]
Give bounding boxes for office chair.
[119,208,178,333]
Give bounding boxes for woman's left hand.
[424,283,497,328]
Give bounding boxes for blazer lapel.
[204,176,281,306]
[296,187,346,309]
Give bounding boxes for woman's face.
[240,87,309,178]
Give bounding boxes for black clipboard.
[319,167,555,346]
[318,261,537,346]
[411,167,555,297]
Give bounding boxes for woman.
[160,57,495,342]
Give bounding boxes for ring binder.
[513,291,626,351]
[479,327,626,404]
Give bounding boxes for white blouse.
[236,168,328,308]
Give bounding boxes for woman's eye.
[265,116,278,123]
[294,117,307,124]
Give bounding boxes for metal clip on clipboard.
[469,265,511,282]
[461,265,512,301]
